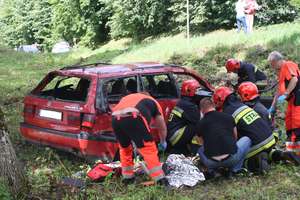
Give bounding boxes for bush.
[256,0,298,26]
[108,0,170,40]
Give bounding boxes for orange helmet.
[226,59,240,73]
[181,80,200,97]
[213,86,234,109]
[238,82,259,102]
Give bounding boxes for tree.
[0,107,26,198]
[108,0,170,40]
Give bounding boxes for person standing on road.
[111,93,168,185]
[197,97,251,176]
[245,0,261,33]
[268,51,300,157]
[235,0,248,34]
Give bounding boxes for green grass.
[1,21,300,199]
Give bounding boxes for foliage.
[1,22,300,199]
[256,0,298,26]
[108,0,170,40]
[168,0,206,33]
[0,0,299,48]
[290,0,300,8]
[0,180,12,200]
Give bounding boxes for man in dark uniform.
[167,80,212,155]
[213,86,276,173]
[226,58,267,84]
[238,82,273,128]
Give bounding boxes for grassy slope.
[1,22,300,199]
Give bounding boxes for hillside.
[1,22,300,199]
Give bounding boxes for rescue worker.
[197,97,251,177]
[167,80,212,155]
[268,51,300,159]
[238,82,273,129]
[225,58,267,85]
[213,86,276,173]
[112,93,168,185]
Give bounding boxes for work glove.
[277,94,288,104]
[158,141,167,152]
[268,106,275,114]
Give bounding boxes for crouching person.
[112,93,168,185]
[197,97,251,177]
[167,80,211,155]
[213,87,276,173]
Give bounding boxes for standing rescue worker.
[268,51,300,157]
[112,93,168,185]
[167,80,212,155]
[225,58,267,85]
[213,87,276,173]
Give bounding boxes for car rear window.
[34,75,90,102]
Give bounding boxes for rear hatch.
[23,72,95,133]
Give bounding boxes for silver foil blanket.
[164,154,205,188]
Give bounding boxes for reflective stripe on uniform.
[172,106,184,118]
[169,126,186,146]
[232,106,253,124]
[246,134,276,159]
[122,174,135,179]
[148,166,163,175]
[122,166,134,172]
[254,66,258,73]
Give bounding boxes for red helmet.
[238,82,259,102]
[213,86,234,109]
[181,80,200,97]
[226,59,240,73]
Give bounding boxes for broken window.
[35,75,90,102]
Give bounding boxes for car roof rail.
[60,61,111,70]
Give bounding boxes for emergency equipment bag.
[87,163,113,181]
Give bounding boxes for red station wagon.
[20,62,213,161]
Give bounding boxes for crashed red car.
[20,62,213,161]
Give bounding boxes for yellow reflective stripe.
[234,108,253,124]
[246,135,276,159]
[170,127,186,146]
[172,107,184,118]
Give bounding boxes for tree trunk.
[0,107,26,197]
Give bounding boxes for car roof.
[55,62,186,76]
[50,62,213,90]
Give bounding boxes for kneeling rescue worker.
[226,58,267,85]
[167,80,212,155]
[238,82,274,132]
[112,93,168,185]
[213,86,276,173]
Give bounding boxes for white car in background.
[52,41,71,53]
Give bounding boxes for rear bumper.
[20,122,118,161]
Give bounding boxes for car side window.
[103,76,138,104]
[141,74,178,99]
[173,73,204,93]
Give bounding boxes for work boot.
[257,152,270,174]
[121,177,136,185]
[156,177,169,186]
